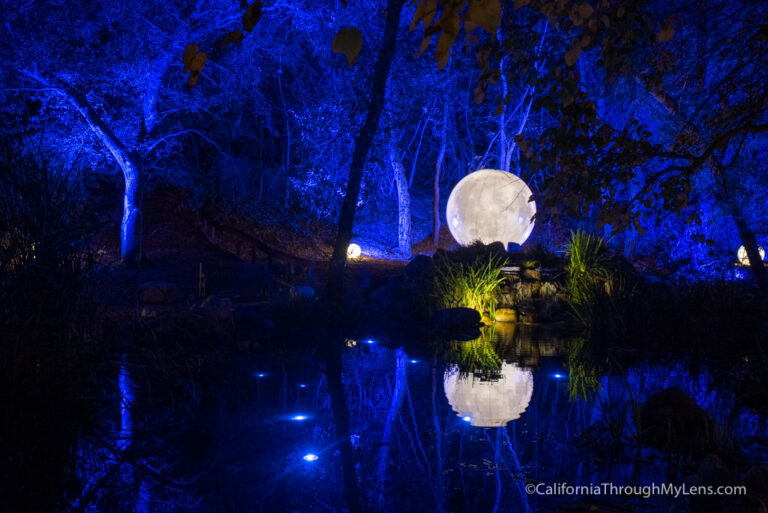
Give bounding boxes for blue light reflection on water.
[84,333,767,513]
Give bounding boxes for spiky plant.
[434,253,506,320]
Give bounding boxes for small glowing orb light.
[346,243,362,259]
[737,245,765,266]
[291,415,308,421]
[444,362,534,427]
[446,169,536,247]
[302,453,319,462]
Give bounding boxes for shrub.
[434,253,506,320]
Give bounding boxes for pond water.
[83,323,768,513]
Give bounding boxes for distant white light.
[446,169,536,247]
[347,243,362,259]
[409,359,419,364]
[302,453,319,462]
[255,372,267,378]
[297,383,308,389]
[553,373,565,379]
[291,415,308,421]
[462,416,471,422]
[365,339,375,345]
[738,245,765,265]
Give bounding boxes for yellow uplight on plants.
[446,169,536,247]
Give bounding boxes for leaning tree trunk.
[389,148,412,256]
[64,87,144,266]
[326,0,405,303]
[433,104,448,246]
[20,71,144,266]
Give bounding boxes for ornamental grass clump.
[565,230,613,324]
[434,253,506,320]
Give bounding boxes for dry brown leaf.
[183,44,199,72]
[332,27,363,68]
[410,0,437,31]
[466,0,501,34]
[243,1,262,33]
[221,30,244,49]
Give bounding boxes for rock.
[523,268,541,281]
[494,307,518,323]
[487,241,507,257]
[431,307,481,333]
[198,295,234,324]
[637,387,712,452]
[138,281,180,304]
[404,254,434,283]
[289,285,315,300]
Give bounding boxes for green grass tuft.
[434,253,506,319]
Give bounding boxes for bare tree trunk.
[326,0,405,303]
[408,113,430,187]
[433,104,448,246]
[389,149,412,256]
[22,71,144,266]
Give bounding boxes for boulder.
[431,307,481,333]
[138,281,180,304]
[487,241,507,257]
[637,387,712,452]
[404,254,434,283]
[523,268,541,281]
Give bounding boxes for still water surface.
[98,324,767,512]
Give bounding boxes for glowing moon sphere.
[446,169,536,247]
[444,362,534,427]
[346,243,362,259]
[737,245,765,266]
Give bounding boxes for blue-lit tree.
[0,1,229,265]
